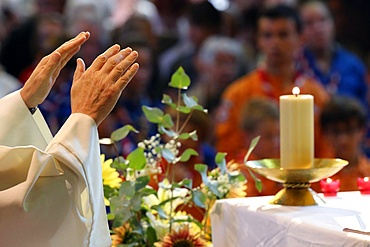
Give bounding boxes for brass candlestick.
[245,158,348,206]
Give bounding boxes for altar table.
[210,191,370,247]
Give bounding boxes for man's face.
[300,2,334,50]
[324,121,364,161]
[257,17,301,66]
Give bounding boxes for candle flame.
[326,178,332,183]
[292,86,300,96]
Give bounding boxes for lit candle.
[357,177,370,194]
[320,178,340,197]
[280,87,314,169]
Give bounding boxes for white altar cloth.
[211,191,370,247]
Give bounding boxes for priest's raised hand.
[0,32,139,247]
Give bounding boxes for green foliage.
[100,67,257,245]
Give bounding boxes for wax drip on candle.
[292,86,300,97]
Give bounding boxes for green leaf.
[162,94,176,109]
[215,152,227,174]
[247,168,263,193]
[142,106,164,124]
[151,205,169,219]
[135,176,150,192]
[127,147,146,170]
[178,130,198,141]
[111,125,138,142]
[169,67,191,89]
[112,208,133,227]
[178,179,192,189]
[120,181,135,198]
[183,93,198,108]
[159,125,177,138]
[195,164,209,184]
[131,193,142,212]
[179,148,199,162]
[192,189,207,208]
[162,114,174,128]
[177,105,192,114]
[228,172,246,183]
[243,135,261,163]
[161,148,176,163]
[255,178,263,193]
[146,226,158,246]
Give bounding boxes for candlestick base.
[245,158,348,206]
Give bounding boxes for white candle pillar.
[280,87,314,169]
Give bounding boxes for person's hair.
[298,0,333,20]
[197,35,248,73]
[320,96,367,130]
[258,4,303,33]
[240,98,279,132]
[188,1,221,30]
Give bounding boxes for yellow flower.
[154,225,207,247]
[101,154,121,205]
[227,183,247,198]
[101,154,122,188]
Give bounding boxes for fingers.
[116,62,139,91]
[54,31,89,68]
[90,44,121,71]
[108,50,138,86]
[73,58,86,81]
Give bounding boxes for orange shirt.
[215,69,330,161]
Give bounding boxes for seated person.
[238,98,283,196]
[311,96,370,192]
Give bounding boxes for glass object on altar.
[320,178,340,197]
[245,158,348,206]
[357,177,370,195]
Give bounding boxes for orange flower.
[110,223,131,247]
[155,225,207,247]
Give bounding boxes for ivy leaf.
[183,93,198,108]
[178,130,198,141]
[161,114,174,128]
[169,66,190,89]
[111,125,138,142]
[215,152,227,174]
[142,106,164,124]
[177,105,192,114]
[192,189,206,208]
[162,94,176,109]
[161,148,176,163]
[159,125,177,138]
[127,147,146,170]
[195,164,209,185]
[179,148,199,162]
[178,179,192,189]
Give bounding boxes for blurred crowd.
[1,0,370,195]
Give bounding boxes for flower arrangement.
[100,67,260,246]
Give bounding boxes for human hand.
[71,44,139,125]
[20,32,90,108]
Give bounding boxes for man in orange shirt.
[216,4,329,161]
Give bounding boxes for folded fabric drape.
[0,91,111,247]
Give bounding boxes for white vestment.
[0,91,111,246]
